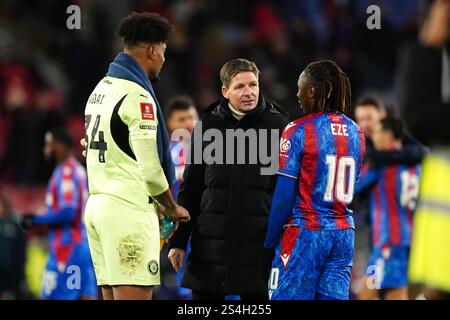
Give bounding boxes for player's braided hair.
[303,60,351,114]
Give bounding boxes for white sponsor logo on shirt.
[280,138,291,153]
[280,253,290,268]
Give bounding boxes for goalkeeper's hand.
[159,203,190,223]
[80,137,87,158]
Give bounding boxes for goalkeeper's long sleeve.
[264,174,297,250]
[131,137,169,197]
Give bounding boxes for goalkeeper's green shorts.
[84,193,160,286]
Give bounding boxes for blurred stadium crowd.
[0,0,444,300]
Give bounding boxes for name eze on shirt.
[330,123,348,136]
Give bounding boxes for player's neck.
[124,49,150,78]
[228,103,246,120]
[56,152,73,165]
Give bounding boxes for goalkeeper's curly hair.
[117,12,174,47]
[303,60,351,114]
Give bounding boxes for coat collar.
[218,93,267,125]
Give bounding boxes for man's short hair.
[117,12,173,47]
[165,95,196,119]
[50,128,74,149]
[380,117,404,140]
[220,59,260,88]
[355,95,385,112]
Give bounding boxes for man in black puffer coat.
[168,59,289,300]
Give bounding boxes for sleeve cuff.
[277,171,298,179]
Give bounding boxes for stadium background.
[0,0,430,299]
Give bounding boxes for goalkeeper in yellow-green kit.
[83,12,190,300]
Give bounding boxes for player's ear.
[147,45,155,60]
[308,84,315,99]
[221,85,229,99]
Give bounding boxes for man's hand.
[80,137,87,158]
[161,204,190,223]
[154,190,190,223]
[168,248,186,272]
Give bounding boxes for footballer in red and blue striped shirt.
[277,111,365,230]
[355,117,420,299]
[28,129,97,299]
[264,61,365,300]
